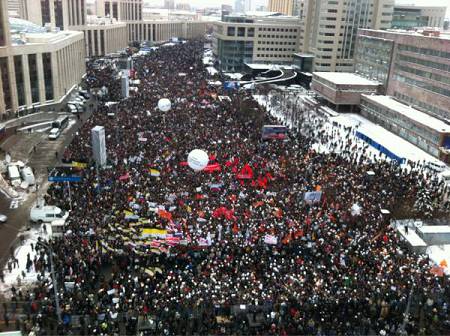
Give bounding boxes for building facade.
[21,0,87,31]
[84,18,128,57]
[299,0,394,72]
[355,29,450,122]
[311,72,379,108]
[95,0,143,21]
[127,21,207,43]
[360,95,450,160]
[213,15,300,71]
[392,5,446,30]
[267,0,294,16]
[0,18,85,117]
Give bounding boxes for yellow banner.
[142,228,167,236]
[72,161,88,168]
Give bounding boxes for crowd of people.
[3,40,450,335]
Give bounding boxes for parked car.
[20,166,36,185]
[48,128,61,140]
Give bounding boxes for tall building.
[392,5,446,30]
[299,0,394,72]
[0,9,85,118]
[267,0,294,16]
[355,28,450,123]
[164,0,175,10]
[7,0,24,18]
[95,0,143,21]
[234,0,251,13]
[213,14,300,71]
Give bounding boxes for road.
[0,99,96,270]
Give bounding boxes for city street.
[0,101,96,271]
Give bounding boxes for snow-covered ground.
[206,66,218,76]
[0,223,51,298]
[254,92,449,173]
[255,89,450,276]
[224,73,243,80]
[426,245,450,275]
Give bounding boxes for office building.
[355,29,450,122]
[21,0,87,31]
[164,0,175,10]
[84,17,127,57]
[360,95,450,160]
[299,0,394,72]
[268,0,294,16]
[311,72,379,108]
[234,0,252,13]
[392,5,446,30]
[213,14,300,71]
[0,12,85,118]
[7,0,24,18]
[95,0,143,21]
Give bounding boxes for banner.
[71,161,88,168]
[264,234,277,245]
[141,228,168,238]
[304,191,322,204]
[150,169,161,177]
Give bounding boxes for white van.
[30,205,68,224]
[7,165,21,184]
[50,219,66,237]
[20,166,35,185]
[426,161,447,173]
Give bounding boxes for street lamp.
[157,98,171,125]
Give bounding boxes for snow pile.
[426,245,450,275]
[0,225,51,298]
[206,66,218,76]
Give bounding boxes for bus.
[52,116,69,130]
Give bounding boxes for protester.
[4,40,449,335]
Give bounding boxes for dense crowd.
[4,40,450,335]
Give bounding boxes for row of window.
[397,54,450,74]
[256,54,292,58]
[396,64,450,86]
[257,41,296,45]
[393,73,450,98]
[257,48,296,52]
[361,101,440,144]
[257,35,297,39]
[394,92,449,121]
[398,44,450,60]
[258,28,298,32]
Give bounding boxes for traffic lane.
[0,102,96,266]
[0,190,38,265]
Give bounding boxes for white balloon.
[158,98,171,112]
[187,149,209,171]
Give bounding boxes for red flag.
[180,161,189,166]
[158,209,172,220]
[237,164,254,179]
[203,163,221,173]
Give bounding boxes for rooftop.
[313,72,379,86]
[362,95,450,133]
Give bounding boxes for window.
[14,56,25,106]
[237,27,245,37]
[28,54,39,103]
[227,27,235,36]
[0,58,11,110]
[248,28,255,37]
